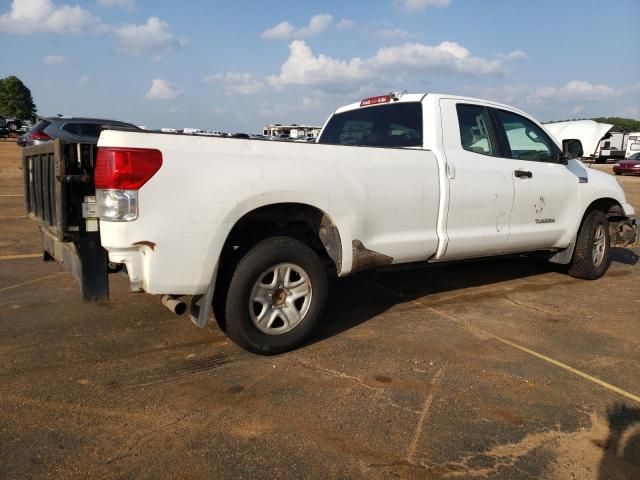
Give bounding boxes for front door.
[490,108,581,252]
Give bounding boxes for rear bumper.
[613,166,640,174]
[106,247,147,292]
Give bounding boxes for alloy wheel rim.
[249,262,312,335]
[592,224,606,267]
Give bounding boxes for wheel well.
[585,198,625,222]
[221,203,342,275]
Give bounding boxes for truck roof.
[333,93,535,120]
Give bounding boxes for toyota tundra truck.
[23,93,638,354]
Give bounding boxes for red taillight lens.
[360,95,391,107]
[95,148,163,189]
[30,131,51,141]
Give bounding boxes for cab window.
[456,104,497,156]
[493,109,558,162]
[318,102,422,147]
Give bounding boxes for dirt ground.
[1,139,639,479]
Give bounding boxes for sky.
[1,0,639,132]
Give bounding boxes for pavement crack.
[407,365,446,464]
[106,410,200,465]
[504,296,562,318]
[298,363,420,415]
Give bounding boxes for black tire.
[567,210,610,280]
[615,172,622,176]
[223,236,328,355]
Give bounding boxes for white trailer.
[625,132,640,158]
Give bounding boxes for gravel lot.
[1,139,639,479]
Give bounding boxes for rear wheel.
[568,210,610,280]
[223,236,328,355]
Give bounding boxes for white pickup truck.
[23,93,638,354]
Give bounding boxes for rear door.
[490,108,581,251]
[319,101,440,264]
[439,99,515,259]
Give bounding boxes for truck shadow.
[610,247,640,266]
[312,247,638,344]
[596,403,640,480]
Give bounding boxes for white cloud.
[145,79,182,100]
[261,21,295,40]
[395,0,451,12]
[336,18,355,31]
[459,80,633,120]
[44,54,69,64]
[534,80,620,102]
[80,75,90,83]
[267,40,524,90]
[0,0,102,34]
[268,40,370,89]
[97,0,135,9]
[261,14,333,40]
[375,28,420,40]
[113,16,185,57]
[203,72,264,96]
[371,41,514,75]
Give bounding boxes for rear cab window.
[318,102,423,147]
[62,123,101,138]
[32,119,51,132]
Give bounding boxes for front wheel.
[568,210,610,280]
[224,236,328,355]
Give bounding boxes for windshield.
[318,102,423,148]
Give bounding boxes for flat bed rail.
[22,140,109,301]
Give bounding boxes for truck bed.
[96,129,442,295]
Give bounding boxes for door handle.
[514,169,533,178]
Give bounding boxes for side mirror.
[562,139,583,163]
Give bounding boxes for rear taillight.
[30,131,51,141]
[95,147,162,222]
[95,147,162,189]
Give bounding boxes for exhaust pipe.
[161,295,187,315]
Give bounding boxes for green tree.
[0,76,37,120]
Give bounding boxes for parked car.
[0,115,24,132]
[16,133,28,147]
[23,93,638,355]
[18,117,139,147]
[613,152,640,175]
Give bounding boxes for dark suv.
[18,117,139,147]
